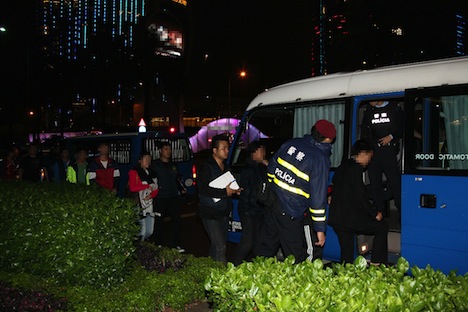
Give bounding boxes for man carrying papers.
[198,134,242,263]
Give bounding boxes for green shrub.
[0,181,139,288]
[65,254,222,311]
[205,256,468,311]
[0,254,222,311]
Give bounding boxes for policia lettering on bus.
[415,153,468,161]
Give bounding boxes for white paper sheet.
[209,171,239,202]
[209,171,239,189]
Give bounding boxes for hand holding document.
[209,171,241,202]
[209,171,239,189]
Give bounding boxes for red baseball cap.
[314,119,336,139]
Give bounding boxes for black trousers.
[368,145,401,211]
[332,218,388,264]
[257,208,307,263]
[153,196,182,247]
[233,210,265,265]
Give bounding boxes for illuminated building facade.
[37,0,190,133]
[40,0,146,60]
[456,13,466,56]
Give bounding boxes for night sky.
[0,2,37,112]
[0,1,317,115]
[189,1,317,95]
[1,0,467,141]
[186,0,468,115]
[2,1,468,93]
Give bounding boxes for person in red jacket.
[88,142,120,193]
[128,151,159,241]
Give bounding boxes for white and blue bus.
[227,57,468,274]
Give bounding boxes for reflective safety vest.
[66,164,90,185]
[267,135,332,232]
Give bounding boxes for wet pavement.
[149,198,238,262]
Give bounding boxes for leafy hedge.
[66,255,223,311]
[0,252,222,311]
[205,256,468,311]
[0,181,139,288]
[0,181,224,310]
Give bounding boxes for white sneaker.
[175,246,185,253]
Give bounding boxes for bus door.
[403,85,468,274]
[353,94,403,263]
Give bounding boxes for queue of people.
[2,111,398,265]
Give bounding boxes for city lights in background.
[41,0,146,60]
[456,14,466,55]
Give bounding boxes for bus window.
[293,102,345,169]
[109,140,132,164]
[409,94,468,171]
[232,101,345,170]
[68,138,132,164]
[143,138,192,162]
[231,107,294,169]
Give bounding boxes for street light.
[228,70,247,115]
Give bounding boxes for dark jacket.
[267,135,332,232]
[238,158,267,215]
[361,101,403,145]
[19,155,45,182]
[328,158,377,227]
[52,159,69,182]
[197,156,232,219]
[151,159,183,198]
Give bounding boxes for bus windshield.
[231,101,346,171]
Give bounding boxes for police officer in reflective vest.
[361,101,403,214]
[258,120,336,263]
